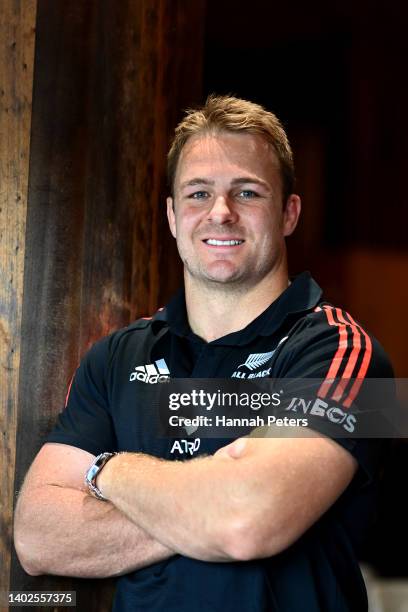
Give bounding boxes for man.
[14,95,393,611]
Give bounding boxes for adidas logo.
[129,358,170,384]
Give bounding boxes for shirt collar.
[153,271,322,346]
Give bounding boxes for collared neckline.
[153,271,322,346]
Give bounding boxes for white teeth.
[205,239,243,246]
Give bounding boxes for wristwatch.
[85,452,117,501]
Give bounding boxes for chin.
[206,276,239,285]
[203,270,247,285]
[187,268,240,285]
[201,265,241,284]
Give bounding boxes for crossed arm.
[14,430,357,577]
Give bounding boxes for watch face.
[86,453,114,486]
[87,464,99,482]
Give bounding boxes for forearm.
[98,452,248,561]
[14,484,174,578]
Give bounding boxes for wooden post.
[0,1,37,606]
[4,1,205,610]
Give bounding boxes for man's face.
[167,131,300,290]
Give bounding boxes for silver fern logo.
[231,337,288,379]
[239,351,275,371]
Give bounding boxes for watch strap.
[85,452,117,501]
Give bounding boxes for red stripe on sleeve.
[317,306,372,408]
[330,309,362,403]
[342,312,373,408]
[65,373,75,408]
[317,306,348,399]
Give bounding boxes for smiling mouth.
[203,239,244,246]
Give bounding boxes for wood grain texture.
[0,0,37,605]
[129,0,206,316]
[8,1,205,610]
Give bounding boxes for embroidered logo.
[129,358,170,384]
[231,337,288,379]
[238,351,275,371]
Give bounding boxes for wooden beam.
[0,0,37,604]
[8,1,205,609]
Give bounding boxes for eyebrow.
[180,178,215,189]
[179,177,269,189]
[231,177,269,189]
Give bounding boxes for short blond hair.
[167,94,295,202]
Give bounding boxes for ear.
[167,196,177,238]
[283,194,301,237]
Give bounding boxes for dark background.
[204,0,408,578]
[204,0,408,250]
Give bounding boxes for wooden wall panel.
[6,1,205,610]
[0,1,37,606]
[340,249,408,377]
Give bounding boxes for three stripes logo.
[316,305,372,408]
[129,358,170,384]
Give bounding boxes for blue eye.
[239,190,257,199]
[190,191,209,200]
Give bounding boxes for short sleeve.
[274,305,395,486]
[45,336,117,456]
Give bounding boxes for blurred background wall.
[1,0,407,610]
[201,0,408,582]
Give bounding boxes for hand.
[214,437,248,459]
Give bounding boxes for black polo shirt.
[46,272,394,612]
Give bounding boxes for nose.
[207,195,238,224]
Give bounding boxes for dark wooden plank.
[0,1,37,607]
[155,0,206,308]
[10,1,205,610]
[10,1,102,607]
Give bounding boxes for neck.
[185,263,289,342]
